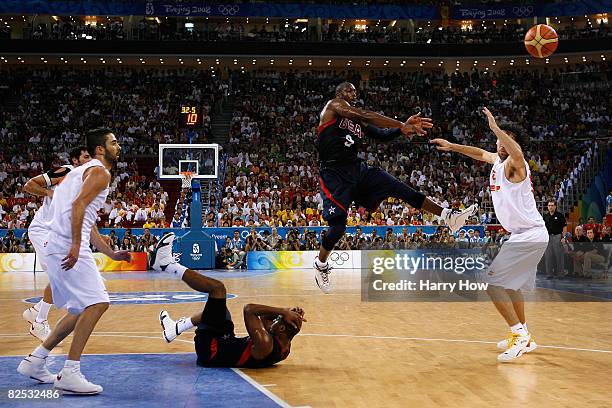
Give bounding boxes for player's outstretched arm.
[482,107,524,164]
[328,99,428,136]
[23,167,71,198]
[430,138,497,164]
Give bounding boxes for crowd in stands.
[416,21,610,44]
[0,61,610,258]
[0,66,227,249]
[22,18,610,44]
[218,61,610,230]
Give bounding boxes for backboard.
[158,144,219,180]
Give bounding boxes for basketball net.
[180,171,194,189]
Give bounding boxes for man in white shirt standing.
[22,146,92,342]
[432,108,548,363]
[17,128,131,394]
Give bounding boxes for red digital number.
[186,113,198,125]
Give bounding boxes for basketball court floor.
[1,268,610,407]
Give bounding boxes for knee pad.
[322,218,347,251]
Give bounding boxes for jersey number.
[344,135,355,147]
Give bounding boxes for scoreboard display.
[180,105,200,126]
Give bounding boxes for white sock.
[177,318,195,334]
[315,257,328,268]
[165,263,188,280]
[522,322,528,332]
[36,301,52,323]
[64,360,80,371]
[32,345,50,359]
[510,323,528,337]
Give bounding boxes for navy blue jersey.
[316,116,365,165]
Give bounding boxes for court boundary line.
[231,368,292,408]
[1,332,610,354]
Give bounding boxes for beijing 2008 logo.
[218,5,239,16]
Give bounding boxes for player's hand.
[112,250,132,263]
[61,244,80,271]
[430,138,453,151]
[282,309,306,329]
[482,107,498,130]
[290,306,305,318]
[405,112,433,136]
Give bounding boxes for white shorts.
[45,249,109,315]
[485,227,549,291]
[27,225,48,271]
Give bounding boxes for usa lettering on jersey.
[338,118,364,139]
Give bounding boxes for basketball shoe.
[151,232,175,272]
[29,321,51,342]
[497,333,531,362]
[497,333,537,353]
[444,204,479,234]
[22,305,39,324]
[17,355,55,384]
[54,366,103,395]
[23,305,51,341]
[314,257,332,294]
[159,310,189,343]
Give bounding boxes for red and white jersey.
[489,156,544,234]
[29,165,74,231]
[46,159,109,252]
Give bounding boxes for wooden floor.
[1,269,611,408]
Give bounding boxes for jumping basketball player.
[314,82,477,293]
[431,107,548,362]
[17,129,131,394]
[151,232,304,368]
[22,146,91,341]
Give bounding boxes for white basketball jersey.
[29,165,74,230]
[489,156,545,234]
[46,159,109,252]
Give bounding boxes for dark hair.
[335,81,354,96]
[547,200,557,205]
[69,145,88,162]
[86,128,113,157]
[498,124,529,150]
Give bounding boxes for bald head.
[335,82,357,104]
[335,82,354,96]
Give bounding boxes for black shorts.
[319,161,407,221]
[194,297,234,365]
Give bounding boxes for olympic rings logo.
[329,252,350,266]
[218,5,240,16]
[512,6,534,17]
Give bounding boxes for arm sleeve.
[363,124,403,141]
[43,167,71,186]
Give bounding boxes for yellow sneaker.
[497,332,537,353]
[497,333,530,362]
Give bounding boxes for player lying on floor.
[150,232,305,368]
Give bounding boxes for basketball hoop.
[180,171,194,189]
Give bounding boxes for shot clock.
[180,105,200,126]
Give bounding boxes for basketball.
[524,24,559,58]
